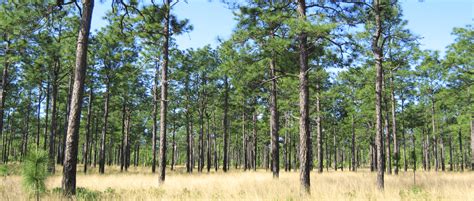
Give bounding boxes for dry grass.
[1,165,473,200]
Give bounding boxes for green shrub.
[22,149,49,201]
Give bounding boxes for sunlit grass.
[1,164,473,200]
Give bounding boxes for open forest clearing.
[1,165,473,201]
[0,0,472,200]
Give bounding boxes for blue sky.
[91,0,473,55]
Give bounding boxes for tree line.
[0,0,472,196]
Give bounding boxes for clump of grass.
[21,149,49,201]
[0,165,9,177]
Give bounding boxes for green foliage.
[21,149,49,198]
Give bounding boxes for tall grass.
[1,165,473,200]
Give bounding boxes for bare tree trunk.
[373,0,385,189]
[269,56,279,177]
[99,79,110,174]
[297,0,311,193]
[334,127,337,171]
[207,113,211,172]
[385,111,391,174]
[62,0,94,195]
[123,107,131,171]
[351,115,356,171]
[316,82,323,173]
[61,72,74,165]
[120,102,126,172]
[36,88,42,147]
[222,75,229,172]
[284,113,289,172]
[48,60,59,173]
[43,78,51,150]
[471,118,474,170]
[459,128,464,171]
[152,60,159,173]
[0,38,10,157]
[198,108,204,172]
[242,110,247,171]
[401,96,407,172]
[390,73,398,175]
[158,0,170,183]
[84,87,93,173]
[253,108,257,171]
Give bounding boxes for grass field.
[1,165,473,200]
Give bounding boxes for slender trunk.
[401,96,407,172]
[316,82,323,173]
[99,79,110,174]
[373,0,385,189]
[36,89,42,147]
[269,56,279,177]
[284,113,289,172]
[158,0,170,183]
[458,128,464,171]
[0,38,9,155]
[120,101,126,172]
[93,116,98,167]
[390,73,398,175]
[385,110,391,174]
[171,114,176,171]
[351,114,356,171]
[84,87,93,173]
[297,0,311,193]
[206,114,211,172]
[152,60,159,173]
[198,108,204,172]
[43,78,51,150]
[48,60,59,173]
[123,107,131,171]
[471,118,474,170]
[449,135,453,171]
[61,72,74,165]
[334,127,337,170]
[223,75,229,172]
[253,108,257,171]
[62,0,94,195]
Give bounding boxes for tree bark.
[43,78,51,150]
[62,0,94,195]
[84,87,93,173]
[158,0,170,184]
[269,56,279,177]
[471,117,474,170]
[48,59,59,173]
[223,75,229,172]
[390,73,398,175]
[316,82,323,173]
[0,38,10,157]
[99,78,110,174]
[458,128,464,171]
[152,60,159,173]
[351,114,356,171]
[373,0,385,190]
[297,0,311,193]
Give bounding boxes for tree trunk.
[458,128,464,171]
[206,113,211,172]
[316,82,323,173]
[123,107,131,171]
[351,114,356,171]
[48,60,59,173]
[158,0,170,183]
[99,79,110,174]
[385,111,391,174]
[373,0,385,189]
[471,117,474,170]
[61,72,74,165]
[401,96,407,172]
[297,0,311,193]
[390,73,398,175]
[84,87,93,173]
[269,56,279,177]
[152,60,159,173]
[0,38,10,157]
[62,0,94,195]
[36,88,42,147]
[222,75,229,172]
[252,108,257,171]
[43,78,51,150]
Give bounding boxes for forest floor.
[1,164,473,200]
